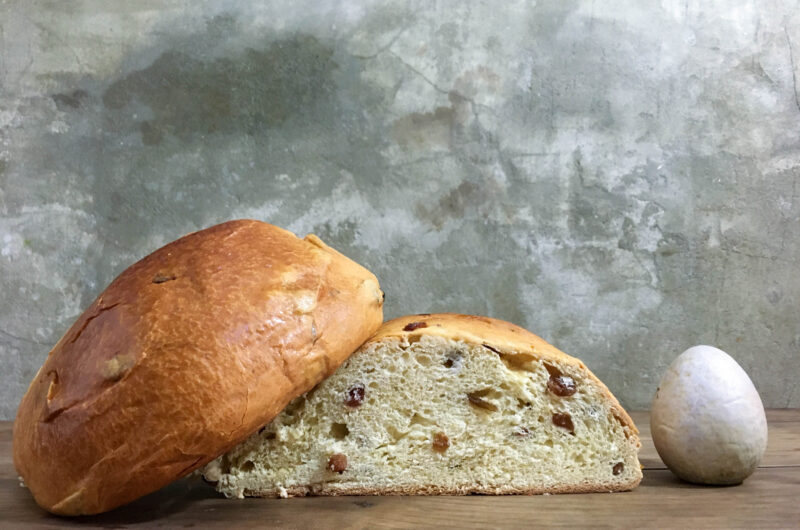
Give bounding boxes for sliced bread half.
[205,313,641,497]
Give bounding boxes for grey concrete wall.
[1,1,799,419]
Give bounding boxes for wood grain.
[1,411,798,529]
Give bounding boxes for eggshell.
[650,345,767,485]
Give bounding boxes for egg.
[650,345,768,485]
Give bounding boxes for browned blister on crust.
[13,219,383,515]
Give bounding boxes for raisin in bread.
[204,313,642,497]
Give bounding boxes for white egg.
[650,345,767,485]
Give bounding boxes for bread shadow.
[48,477,219,526]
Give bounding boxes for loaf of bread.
[206,313,641,497]
[13,219,384,515]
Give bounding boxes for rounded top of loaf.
[13,219,384,515]
[367,313,637,435]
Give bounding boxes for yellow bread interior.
[205,314,641,497]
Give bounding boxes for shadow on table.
[644,469,747,489]
[21,476,219,526]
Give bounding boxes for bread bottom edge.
[236,476,643,498]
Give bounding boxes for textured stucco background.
[1,1,799,419]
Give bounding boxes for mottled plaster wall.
[1,1,799,419]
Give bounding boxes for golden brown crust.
[368,314,639,438]
[13,219,383,515]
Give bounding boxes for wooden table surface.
[1,411,798,529]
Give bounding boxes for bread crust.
[248,477,642,498]
[13,219,384,515]
[371,314,639,438]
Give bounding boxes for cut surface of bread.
[206,314,641,497]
